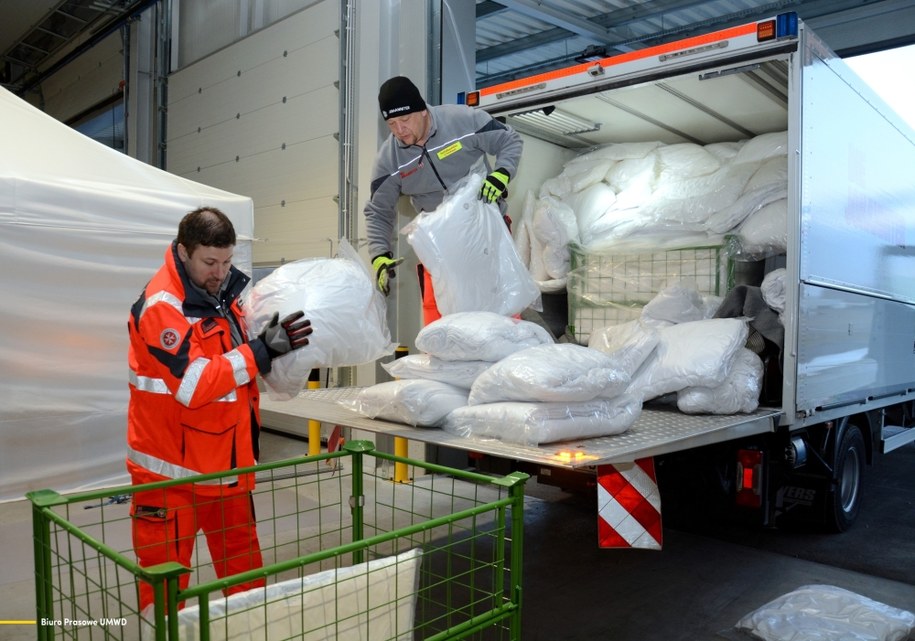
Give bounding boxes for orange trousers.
[417,264,442,327]
[131,488,265,611]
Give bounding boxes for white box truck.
[261,12,915,533]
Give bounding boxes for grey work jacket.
[363,103,523,259]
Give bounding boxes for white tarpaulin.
[0,87,254,502]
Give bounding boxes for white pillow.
[468,343,630,405]
[677,348,763,414]
[344,380,468,427]
[245,239,395,400]
[627,318,749,401]
[738,198,787,255]
[641,282,706,325]
[656,142,721,181]
[443,395,642,446]
[416,312,554,362]
[760,268,787,314]
[381,354,491,389]
[566,182,617,239]
[587,320,660,380]
[532,197,579,279]
[733,130,788,165]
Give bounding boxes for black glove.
[480,168,510,203]
[372,253,405,296]
[258,311,312,359]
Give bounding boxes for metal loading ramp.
[259,388,782,468]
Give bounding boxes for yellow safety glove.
[479,168,511,203]
[372,253,405,296]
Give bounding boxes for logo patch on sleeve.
[160,328,180,350]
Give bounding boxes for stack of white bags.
[345,285,765,445]
[515,131,789,292]
[590,280,764,415]
[344,312,641,447]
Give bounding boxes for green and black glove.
[479,168,511,203]
[372,253,405,296]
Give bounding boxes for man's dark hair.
[177,207,236,255]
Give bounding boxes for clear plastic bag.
[245,238,395,399]
[402,171,541,316]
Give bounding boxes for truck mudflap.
[259,387,781,469]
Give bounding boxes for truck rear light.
[736,448,764,508]
[465,91,480,107]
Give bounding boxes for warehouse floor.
[3,431,914,641]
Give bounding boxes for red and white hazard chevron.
[597,458,663,549]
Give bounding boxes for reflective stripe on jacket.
[126,242,261,494]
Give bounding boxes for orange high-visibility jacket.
[127,243,265,495]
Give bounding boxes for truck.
[261,12,915,534]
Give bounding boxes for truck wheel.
[826,424,865,532]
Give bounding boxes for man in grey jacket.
[363,76,523,325]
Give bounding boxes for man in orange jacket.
[126,207,312,611]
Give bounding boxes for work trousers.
[131,487,265,611]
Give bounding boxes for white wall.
[167,1,340,265]
[28,31,124,123]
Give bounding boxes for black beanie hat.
[378,76,426,120]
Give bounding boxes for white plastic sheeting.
[0,87,254,502]
[142,548,422,641]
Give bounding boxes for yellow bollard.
[307,369,321,455]
[392,346,411,483]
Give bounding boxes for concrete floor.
[2,431,914,640]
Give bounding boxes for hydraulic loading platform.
[259,388,781,469]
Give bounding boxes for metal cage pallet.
[30,441,528,641]
[566,242,733,343]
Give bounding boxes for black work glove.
[480,168,510,203]
[258,311,313,359]
[372,253,405,296]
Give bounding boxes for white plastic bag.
[245,239,396,400]
[443,395,641,446]
[627,318,749,402]
[381,353,491,390]
[343,379,468,427]
[402,172,541,316]
[677,348,763,414]
[735,584,915,641]
[415,311,554,362]
[587,320,660,380]
[468,343,630,405]
[641,281,707,325]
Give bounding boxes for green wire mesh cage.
[30,440,528,641]
[567,242,734,344]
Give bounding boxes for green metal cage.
[567,242,734,344]
[29,440,528,640]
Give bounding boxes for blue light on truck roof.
[776,12,798,38]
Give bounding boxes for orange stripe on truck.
[480,21,758,96]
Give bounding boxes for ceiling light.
[510,107,601,136]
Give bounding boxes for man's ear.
[176,243,189,262]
